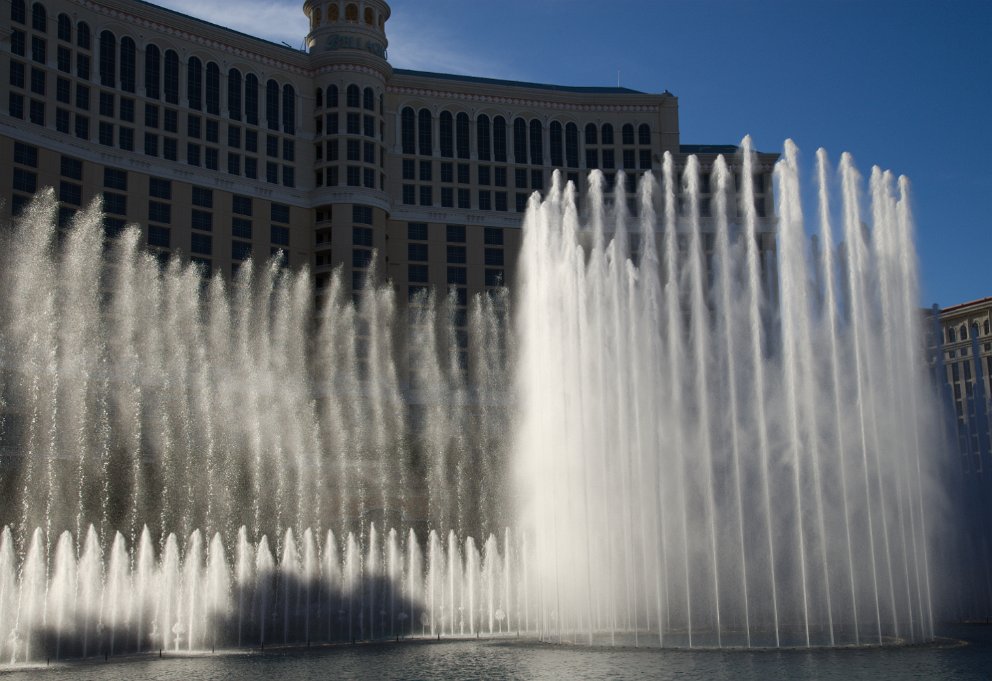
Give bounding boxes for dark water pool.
[2,626,990,680]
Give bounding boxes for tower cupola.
[303,1,391,71]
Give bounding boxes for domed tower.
[304,1,392,297]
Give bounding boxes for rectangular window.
[32,36,46,63]
[149,177,171,200]
[408,222,428,241]
[266,161,278,184]
[30,99,45,126]
[271,225,289,246]
[145,103,159,128]
[419,160,433,182]
[408,243,428,262]
[245,130,258,153]
[13,142,38,167]
[192,186,213,208]
[485,248,504,266]
[232,240,252,261]
[602,149,615,169]
[205,148,218,170]
[232,218,252,239]
[227,153,240,175]
[353,226,373,246]
[531,169,544,190]
[282,139,295,162]
[352,248,373,269]
[485,268,504,287]
[57,45,71,72]
[228,125,241,148]
[103,191,127,215]
[9,93,25,119]
[163,137,177,161]
[447,266,467,285]
[206,120,219,143]
[11,30,25,56]
[191,209,213,231]
[104,168,127,190]
[363,141,375,164]
[119,127,133,151]
[148,201,171,224]
[59,181,82,206]
[271,203,290,223]
[232,195,253,216]
[441,187,454,208]
[13,168,37,193]
[457,163,470,184]
[484,227,504,246]
[191,232,212,255]
[479,191,491,211]
[446,245,466,264]
[408,264,428,283]
[362,168,374,188]
[147,225,170,248]
[245,157,257,179]
[30,67,44,95]
[164,109,178,133]
[76,53,90,80]
[402,159,415,180]
[516,193,528,212]
[57,77,70,103]
[478,166,491,186]
[347,166,360,186]
[100,91,114,116]
[60,156,82,179]
[458,188,470,209]
[187,114,201,138]
[144,133,158,157]
[347,139,360,161]
[495,192,507,211]
[98,121,114,146]
[446,224,466,243]
[419,185,432,206]
[440,162,453,183]
[347,112,360,134]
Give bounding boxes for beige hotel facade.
[1,0,778,335]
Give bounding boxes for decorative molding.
[387,85,665,115]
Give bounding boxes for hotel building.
[1,0,778,353]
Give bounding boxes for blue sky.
[153,0,990,307]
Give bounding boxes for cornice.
[387,84,665,114]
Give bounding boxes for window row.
[314,83,380,112]
[400,110,651,167]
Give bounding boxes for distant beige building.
[1,0,778,367]
[931,297,992,469]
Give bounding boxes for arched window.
[145,44,160,99]
[57,13,71,41]
[164,50,180,104]
[529,119,544,165]
[565,122,579,168]
[282,84,295,134]
[622,123,634,145]
[228,68,242,120]
[315,87,323,109]
[187,57,202,110]
[311,6,321,29]
[364,7,374,25]
[493,116,507,162]
[549,121,563,167]
[99,31,116,87]
[638,123,650,145]
[948,327,956,343]
[401,107,415,154]
[585,122,597,146]
[477,114,491,161]
[345,3,358,21]
[418,108,432,156]
[513,118,527,164]
[329,4,339,21]
[245,73,259,124]
[31,2,45,32]
[327,84,338,107]
[11,0,25,24]
[363,86,374,111]
[456,113,469,159]
[961,324,968,340]
[601,123,614,145]
[119,37,136,92]
[984,319,990,335]
[346,84,360,107]
[439,111,453,158]
[76,21,90,50]
[266,79,279,130]
[205,61,220,113]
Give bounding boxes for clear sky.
[153,0,991,307]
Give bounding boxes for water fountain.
[0,138,960,664]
